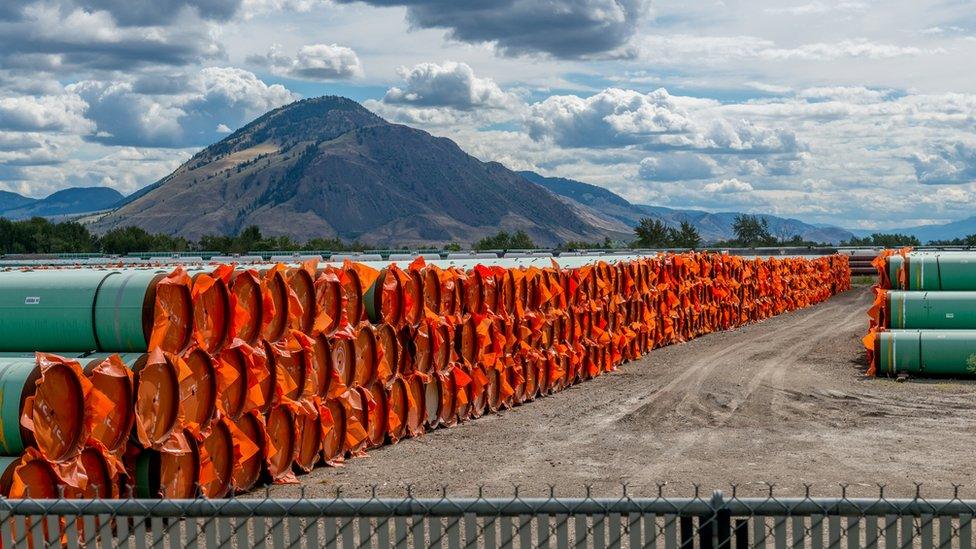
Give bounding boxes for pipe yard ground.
[262,283,976,499]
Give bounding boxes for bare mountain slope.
[95,96,608,246]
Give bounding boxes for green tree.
[732,214,776,247]
[473,230,537,251]
[508,230,535,249]
[98,226,158,255]
[927,234,976,246]
[634,218,671,247]
[668,221,701,249]
[869,233,921,247]
[98,226,188,255]
[841,233,921,247]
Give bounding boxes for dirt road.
[267,285,976,499]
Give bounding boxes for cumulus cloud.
[526,88,801,154]
[334,0,650,58]
[0,94,92,133]
[638,154,717,181]
[383,62,515,110]
[69,67,298,147]
[526,88,692,148]
[910,142,976,185]
[0,2,224,73]
[364,61,523,128]
[75,0,241,26]
[703,178,754,193]
[0,132,67,168]
[248,43,364,81]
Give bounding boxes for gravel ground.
[264,285,976,500]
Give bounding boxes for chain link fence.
[2,485,976,548]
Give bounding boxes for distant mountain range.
[0,187,124,221]
[852,217,976,243]
[519,172,855,244]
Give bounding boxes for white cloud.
[638,35,939,65]
[68,67,298,147]
[384,61,516,110]
[797,86,892,104]
[249,43,364,81]
[240,0,329,16]
[0,94,93,133]
[638,154,717,181]
[0,2,225,73]
[366,61,524,127]
[910,141,976,185]
[764,2,868,16]
[526,88,692,147]
[526,87,801,153]
[704,178,753,193]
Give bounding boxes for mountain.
[0,190,37,212]
[93,97,614,246]
[0,187,124,220]
[518,171,646,229]
[520,171,855,244]
[858,217,976,243]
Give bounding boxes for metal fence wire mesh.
[2,485,976,548]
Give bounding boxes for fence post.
[712,491,730,549]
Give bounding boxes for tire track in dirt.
[425,291,858,485]
[628,299,867,481]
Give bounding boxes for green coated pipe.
[887,252,976,290]
[0,352,90,358]
[0,456,17,475]
[134,432,199,498]
[0,270,112,351]
[134,451,157,498]
[0,269,171,352]
[0,359,40,455]
[886,291,976,329]
[876,329,976,377]
[93,270,165,352]
[364,268,397,324]
[0,455,20,496]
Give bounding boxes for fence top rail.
[3,496,976,518]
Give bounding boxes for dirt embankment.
[265,286,976,499]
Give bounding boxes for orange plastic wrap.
[20,353,94,462]
[51,252,847,499]
[148,267,194,354]
[84,354,136,454]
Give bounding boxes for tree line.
[840,233,921,247]
[632,214,829,248]
[0,215,948,256]
[0,218,370,256]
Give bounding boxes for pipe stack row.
[0,252,851,499]
[865,249,976,377]
[838,249,879,276]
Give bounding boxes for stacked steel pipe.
[865,249,976,377]
[839,250,879,277]
[0,252,850,499]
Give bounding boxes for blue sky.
[2,0,976,230]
